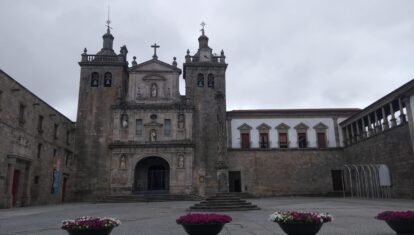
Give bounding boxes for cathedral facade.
[1,25,414,208]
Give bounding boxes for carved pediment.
[294,122,309,131]
[275,123,290,130]
[256,123,271,131]
[313,122,328,130]
[237,123,252,131]
[130,59,181,74]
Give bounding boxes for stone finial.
[185,49,191,63]
[172,57,177,67]
[220,50,226,63]
[83,48,87,55]
[132,56,137,66]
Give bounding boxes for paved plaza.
[0,197,413,235]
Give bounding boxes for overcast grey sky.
[1,0,414,121]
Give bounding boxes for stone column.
[402,97,414,154]
[350,124,355,143]
[333,117,340,147]
[355,121,361,141]
[361,117,367,138]
[367,114,373,136]
[398,98,407,124]
[390,102,397,127]
[382,106,389,130]
[374,110,381,133]
[344,127,349,146]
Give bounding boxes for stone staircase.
[96,193,203,203]
[188,193,260,211]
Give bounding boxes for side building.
[0,70,76,208]
[226,109,359,196]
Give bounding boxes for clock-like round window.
[150,114,157,120]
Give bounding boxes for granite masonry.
[1,24,413,208]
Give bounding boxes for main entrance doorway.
[134,157,170,192]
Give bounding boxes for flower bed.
[176,213,232,225]
[375,211,414,221]
[62,216,121,230]
[269,211,333,224]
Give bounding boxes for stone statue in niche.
[150,129,157,142]
[120,155,126,170]
[178,114,185,129]
[136,87,141,99]
[121,114,128,128]
[178,155,184,168]
[151,83,157,97]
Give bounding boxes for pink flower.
[176,213,232,225]
[376,211,414,221]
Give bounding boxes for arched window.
[104,72,112,87]
[207,73,214,88]
[197,73,204,87]
[91,72,99,87]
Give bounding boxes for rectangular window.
[0,90,3,111]
[38,115,44,133]
[18,103,25,124]
[279,133,288,148]
[37,143,42,158]
[54,124,58,140]
[135,119,143,136]
[53,148,57,157]
[259,133,269,148]
[241,133,250,148]
[298,132,307,148]
[317,132,327,148]
[65,151,71,167]
[164,119,171,136]
[66,130,70,144]
[34,176,40,184]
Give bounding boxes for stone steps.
[96,193,203,203]
[188,193,260,211]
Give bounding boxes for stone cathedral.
[1,23,414,208]
[75,25,228,199]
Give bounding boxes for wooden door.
[317,132,327,148]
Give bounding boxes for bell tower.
[75,20,129,199]
[183,23,228,196]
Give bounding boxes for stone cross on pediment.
[151,43,160,60]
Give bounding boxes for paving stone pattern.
[1,197,413,235]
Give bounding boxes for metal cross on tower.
[151,43,160,60]
[105,6,112,31]
[200,22,206,35]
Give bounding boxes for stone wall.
[343,124,414,198]
[227,149,344,196]
[0,70,76,208]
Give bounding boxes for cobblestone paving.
[0,197,413,235]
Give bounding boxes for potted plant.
[61,216,121,235]
[376,211,414,234]
[269,211,333,235]
[176,213,232,235]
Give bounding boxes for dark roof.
[227,108,360,118]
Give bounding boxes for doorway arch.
[134,157,170,192]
